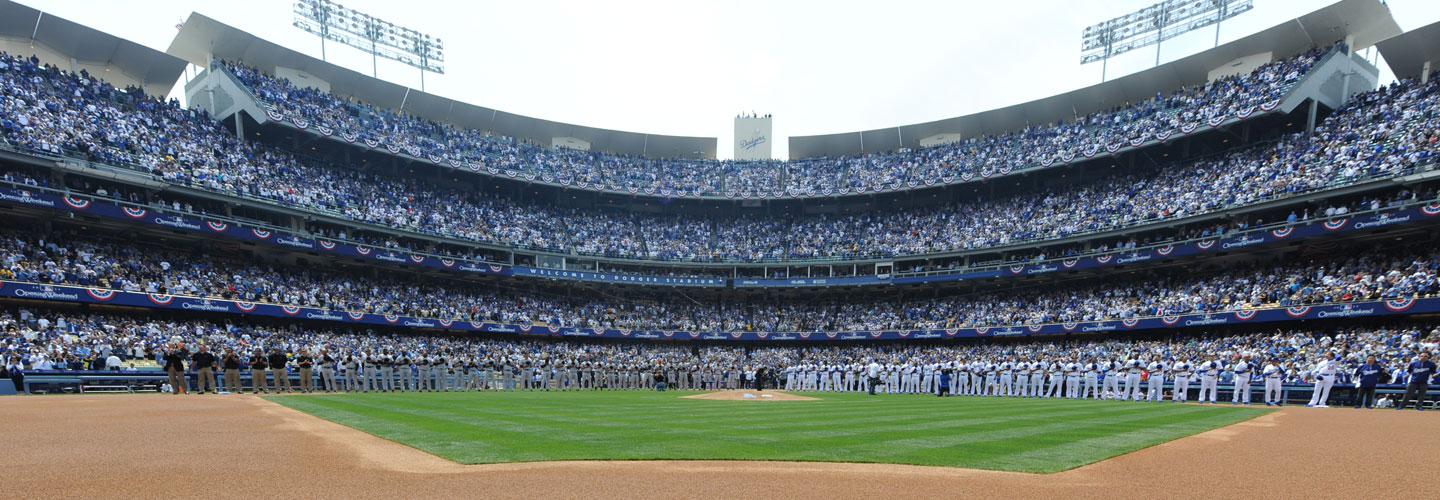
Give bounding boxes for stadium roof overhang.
[787,0,1401,159]
[1375,19,1440,80]
[165,13,717,160]
[0,0,188,97]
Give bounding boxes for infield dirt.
[679,389,819,401]
[3,394,1433,499]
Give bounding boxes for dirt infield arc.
[2,395,1434,499]
[679,389,819,401]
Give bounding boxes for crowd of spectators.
[222,45,1331,196]
[2,229,1437,332]
[4,50,1440,263]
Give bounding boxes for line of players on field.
[235,349,765,394]
[781,353,1348,407]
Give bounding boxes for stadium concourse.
[4,0,1440,496]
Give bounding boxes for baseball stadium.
[3,0,1440,497]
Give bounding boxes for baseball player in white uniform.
[1045,360,1063,398]
[1014,362,1030,397]
[1230,356,1254,405]
[1171,360,1193,402]
[983,362,998,396]
[1122,356,1145,401]
[1197,358,1222,404]
[1083,359,1100,399]
[1146,358,1167,402]
[1064,361,1083,399]
[1100,358,1121,399]
[997,361,1013,397]
[1031,361,1042,397]
[1262,359,1285,406]
[1306,352,1341,408]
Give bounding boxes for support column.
[235,113,244,143]
[1423,61,1432,84]
[1306,100,1319,134]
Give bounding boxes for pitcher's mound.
[680,390,819,401]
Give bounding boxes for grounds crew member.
[267,348,291,393]
[162,345,187,394]
[249,350,269,394]
[221,348,242,393]
[191,345,217,394]
[296,350,315,393]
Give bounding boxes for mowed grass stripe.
[266,392,1269,472]
[985,410,1261,472]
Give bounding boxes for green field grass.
[266,391,1269,473]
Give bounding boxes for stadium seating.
[1,228,1436,332]
[219,45,1330,197]
[2,50,1437,263]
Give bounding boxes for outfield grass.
[266,391,1269,473]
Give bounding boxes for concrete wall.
[275,66,330,93]
[552,137,591,151]
[0,36,156,95]
[1207,51,1273,81]
[920,133,964,148]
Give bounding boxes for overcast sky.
[18,0,1440,158]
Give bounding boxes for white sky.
[17,0,1440,159]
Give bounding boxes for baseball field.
[266,390,1268,473]
[7,390,1435,499]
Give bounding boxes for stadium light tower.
[1082,0,1252,82]
[292,0,445,91]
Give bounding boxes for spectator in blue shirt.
[1352,355,1386,409]
[1396,351,1436,411]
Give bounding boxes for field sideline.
[266,390,1269,473]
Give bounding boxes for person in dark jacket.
[1397,351,1437,411]
[191,346,217,394]
[249,351,269,394]
[1352,355,1385,409]
[162,346,187,395]
[267,348,291,393]
[220,348,242,393]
